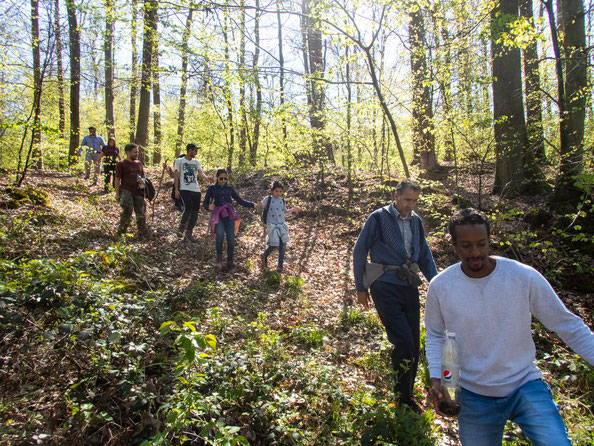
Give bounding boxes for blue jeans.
[215,217,235,261]
[459,379,571,446]
[263,241,286,268]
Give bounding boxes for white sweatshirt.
[425,256,594,397]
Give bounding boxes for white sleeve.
[425,283,447,379]
[173,158,182,172]
[195,160,202,170]
[528,269,594,365]
[261,197,268,206]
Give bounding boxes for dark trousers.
[263,240,286,268]
[180,190,201,232]
[370,280,420,403]
[103,164,116,188]
[215,217,235,261]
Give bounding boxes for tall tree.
[66,0,80,164]
[152,23,162,165]
[409,4,437,173]
[129,0,139,142]
[176,6,193,157]
[30,0,43,169]
[491,0,528,194]
[276,0,287,151]
[553,0,587,201]
[135,0,157,163]
[519,0,546,162]
[222,12,235,171]
[301,0,334,164]
[53,0,66,140]
[249,0,262,167]
[238,0,248,168]
[104,0,115,138]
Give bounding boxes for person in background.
[78,126,106,185]
[114,143,149,238]
[426,208,594,445]
[259,181,300,272]
[173,143,209,242]
[99,137,121,193]
[353,179,438,414]
[203,168,256,271]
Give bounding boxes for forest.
[0,0,593,444]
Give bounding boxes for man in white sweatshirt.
[425,208,594,446]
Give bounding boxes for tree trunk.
[54,0,66,140]
[301,0,334,164]
[30,0,43,169]
[129,0,138,143]
[135,0,157,164]
[176,7,193,157]
[223,13,235,172]
[409,5,437,173]
[152,20,161,165]
[276,0,287,150]
[554,0,587,201]
[66,0,80,164]
[491,0,527,194]
[519,0,546,163]
[238,0,248,168]
[104,0,115,138]
[250,0,262,167]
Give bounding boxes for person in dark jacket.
[203,169,259,270]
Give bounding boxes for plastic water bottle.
[440,331,461,415]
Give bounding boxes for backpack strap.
[262,195,273,224]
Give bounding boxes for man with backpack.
[353,179,437,413]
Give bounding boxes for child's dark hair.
[448,208,491,243]
[271,181,284,191]
[216,168,227,178]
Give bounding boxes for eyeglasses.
[218,177,228,181]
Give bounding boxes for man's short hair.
[124,143,138,153]
[396,179,421,194]
[186,143,198,152]
[448,208,491,243]
[88,126,96,130]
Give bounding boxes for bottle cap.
[446,331,456,338]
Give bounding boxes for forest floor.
[0,164,592,445]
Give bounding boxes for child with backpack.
[259,181,301,272]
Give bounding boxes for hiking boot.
[184,232,199,243]
[276,266,284,273]
[176,224,186,238]
[227,259,235,271]
[402,400,423,415]
[216,254,223,265]
[137,228,151,240]
[260,253,267,270]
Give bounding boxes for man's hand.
[255,202,262,210]
[208,203,215,211]
[175,190,180,200]
[431,378,458,418]
[357,291,371,308]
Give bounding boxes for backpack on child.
[261,195,285,224]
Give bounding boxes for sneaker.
[176,224,186,238]
[227,260,235,271]
[260,254,268,270]
[216,254,223,265]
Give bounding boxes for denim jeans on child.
[458,379,571,446]
[263,240,286,269]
